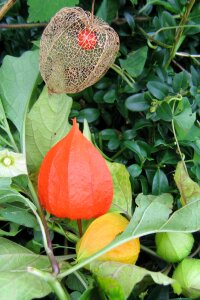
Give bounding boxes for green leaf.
[103,89,116,103]
[28,0,79,22]
[96,0,120,24]
[0,205,38,228]
[122,194,173,237]
[128,164,142,178]
[147,81,170,99]
[0,188,28,205]
[172,72,189,93]
[156,102,173,121]
[123,141,147,163]
[119,47,148,77]
[107,161,132,216]
[152,169,169,195]
[26,86,72,173]
[0,178,11,188]
[90,261,174,299]
[0,237,51,300]
[0,50,39,136]
[126,93,150,112]
[0,223,21,237]
[130,0,138,4]
[174,161,200,205]
[174,99,196,139]
[77,108,100,123]
[139,0,178,14]
[96,275,125,300]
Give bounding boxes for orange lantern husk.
[38,119,113,219]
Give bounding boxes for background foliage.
[0,0,200,299]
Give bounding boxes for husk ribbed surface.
[39,7,119,94]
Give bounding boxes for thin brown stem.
[0,22,47,29]
[0,0,17,21]
[90,0,95,24]
[77,219,83,237]
[28,179,60,275]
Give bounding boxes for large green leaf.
[119,47,148,78]
[174,161,200,205]
[107,161,132,216]
[0,51,39,137]
[0,237,51,300]
[26,86,72,173]
[89,261,174,299]
[28,0,79,22]
[122,194,173,237]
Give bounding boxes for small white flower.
[0,149,27,177]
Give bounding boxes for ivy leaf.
[0,51,39,137]
[26,86,72,173]
[28,0,79,22]
[0,237,51,300]
[90,261,174,299]
[174,161,200,206]
[107,161,132,216]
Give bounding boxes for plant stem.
[165,0,196,67]
[0,101,19,152]
[90,0,95,24]
[171,102,188,177]
[138,26,172,49]
[27,267,70,300]
[0,22,47,29]
[47,222,79,243]
[111,146,126,160]
[141,245,163,260]
[189,242,200,258]
[77,219,83,237]
[0,134,13,149]
[28,179,60,275]
[0,0,17,21]
[111,64,135,88]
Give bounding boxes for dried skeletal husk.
[39,7,120,94]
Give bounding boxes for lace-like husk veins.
[39,7,120,94]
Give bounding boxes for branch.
[0,22,47,29]
[165,0,196,67]
[0,0,17,21]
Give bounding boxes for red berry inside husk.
[78,29,97,50]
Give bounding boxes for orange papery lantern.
[39,7,119,94]
[38,119,113,220]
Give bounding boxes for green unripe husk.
[155,232,194,263]
[172,258,200,299]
